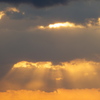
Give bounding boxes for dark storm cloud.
[0,0,73,8]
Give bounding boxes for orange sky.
[0,89,100,100]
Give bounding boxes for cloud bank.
[0,89,100,100]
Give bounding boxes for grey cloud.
[5,12,24,20]
[2,1,100,24]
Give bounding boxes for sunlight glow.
[48,22,82,28]
[13,61,52,69]
[98,18,100,25]
[0,11,5,19]
[38,17,100,30]
[38,22,84,29]
[6,7,20,13]
[0,7,20,20]
[86,17,100,27]
[11,59,100,86]
[12,59,97,77]
[13,61,37,68]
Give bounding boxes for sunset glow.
[0,0,100,100]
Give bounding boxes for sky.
[0,0,100,100]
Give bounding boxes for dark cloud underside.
[0,0,77,7]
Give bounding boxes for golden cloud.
[12,59,98,75]
[86,18,100,27]
[0,59,100,92]
[36,17,100,30]
[0,7,21,19]
[37,22,84,29]
[6,7,20,13]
